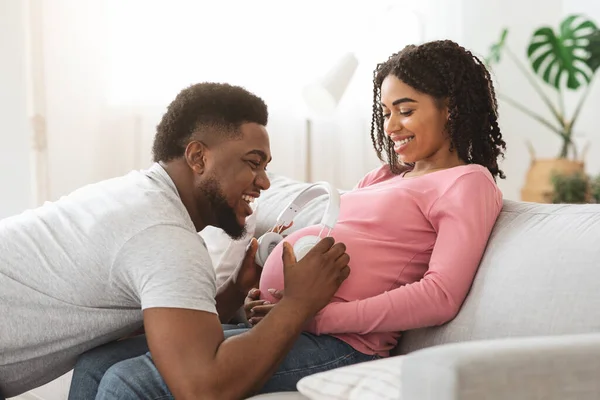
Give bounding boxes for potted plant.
[551,169,600,204]
[486,14,600,203]
[551,171,589,204]
[590,173,600,203]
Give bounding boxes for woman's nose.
[385,113,403,135]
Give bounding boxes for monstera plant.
[487,14,600,159]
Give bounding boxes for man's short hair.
[152,82,269,162]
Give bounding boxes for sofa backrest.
[399,199,600,353]
[258,174,600,355]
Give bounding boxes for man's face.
[199,123,272,239]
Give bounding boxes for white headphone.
[254,181,340,267]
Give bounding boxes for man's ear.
[184,140,208,175]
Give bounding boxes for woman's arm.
[307,173,503,335]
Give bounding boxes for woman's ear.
[435,97,450,122]
[440,99,451,136]
[185,140,207,175]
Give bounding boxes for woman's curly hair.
[370,40,506,180]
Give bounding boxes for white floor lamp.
[301,52,359,182]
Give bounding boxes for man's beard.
[200,176,246,240]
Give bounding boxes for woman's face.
[380,74,451,165]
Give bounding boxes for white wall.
[41,0,136,199]
[457,0,600,200]
[19,0,431,200]
[0,0,33,218]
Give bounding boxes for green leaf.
[583,28,600,72]
[527,14,598,90]
[486,28,509,65]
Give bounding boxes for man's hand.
[231,238,261,295]
[282,237,350,316]
[244,288,283,325]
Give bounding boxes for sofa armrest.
[402,333,600,400]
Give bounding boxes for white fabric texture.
[297,356,403,400]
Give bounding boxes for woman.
[256,39,506,361]
[72,39,506,398]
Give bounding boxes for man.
[0,82,350,400]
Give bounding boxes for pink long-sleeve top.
[258,164,503,357]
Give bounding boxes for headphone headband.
[256,181,340,267]
[275,181,340,231]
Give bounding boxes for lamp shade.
[302,52,359,116]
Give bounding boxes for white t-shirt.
[201,200,258,289]
[0,163,216,398]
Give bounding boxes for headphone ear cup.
[293,235,320,261]
[255,232,284,267]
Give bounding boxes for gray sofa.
[18,172,600,400]
[247,173,600,400]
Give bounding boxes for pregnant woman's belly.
[258,225,322,303]
[258,224,402,304]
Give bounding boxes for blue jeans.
[68,324,244,400]
[70,326,378,399]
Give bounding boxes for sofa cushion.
[296,356,403,400]
[399,200,600,354]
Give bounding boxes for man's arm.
[144,299,310,400]
[144,239,350,400]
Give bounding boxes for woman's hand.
[244,288,283,326]
[271,222,293,234]
[241,222,290,325]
